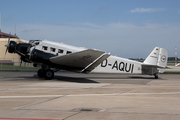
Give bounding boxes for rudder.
[143,47,168,68]
[157,48,168,67]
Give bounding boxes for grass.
[167,63,176,66]
[164,71,180,74]
[0,64,39,71]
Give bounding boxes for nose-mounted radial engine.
[5,36,32,63]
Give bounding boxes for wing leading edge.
[50,49,110,73]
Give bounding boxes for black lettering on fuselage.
[112,61,118,70]
[131,64,134,73]
[119,62,125,71]
[101,59,134,73]
[101,59,108,67]
[125,63,131,72]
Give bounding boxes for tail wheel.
[45,69,54,79]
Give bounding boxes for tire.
[45,69,54,79]
[154,74,158,79]
[37,69,45,78]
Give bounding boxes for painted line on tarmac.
[0,95,64,98]
[1,91,180,98]
[0,93,119,98]
[0,118,63,120]
[120,92,180,95]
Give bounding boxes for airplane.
[175,63,180,67]
[5,37,168,79]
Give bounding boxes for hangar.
[0,31,30,66]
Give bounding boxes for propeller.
[5,34,11,55]
[29,47,35,60]
[20,60,22,67]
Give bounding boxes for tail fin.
[143,47,168,68]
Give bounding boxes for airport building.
[0,31,29,66]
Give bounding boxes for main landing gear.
[154,74,158,79]
[37,67,56,79]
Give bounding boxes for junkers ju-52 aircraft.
[5,37,168,79]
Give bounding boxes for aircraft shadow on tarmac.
[30,75,154,85]
[10,72,160,84]
[54,75,99,83]
[32,74,99,83]
[128,76,158,79]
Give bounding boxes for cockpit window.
[35,42,39,45]
[29,40,41,46]
[42,46,48,50]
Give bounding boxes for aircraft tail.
[143,47,168,68]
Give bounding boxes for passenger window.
[67,51,72,54]
[51,47,56,52]
[58,49,64,54]
[42,46,48,50]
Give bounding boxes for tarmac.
[0,71,180,120]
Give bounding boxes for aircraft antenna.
[175,46,177,66]
[0,12,1,32]
[14,24,16,36]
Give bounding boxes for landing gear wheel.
[154,74,158,79]
[45,69,54,79]
[37,69,45,78]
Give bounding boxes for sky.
[0,0,180,58]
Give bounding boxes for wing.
[50,49,110,73]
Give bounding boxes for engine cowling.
[8,41,17,53]
[30,49,44,63]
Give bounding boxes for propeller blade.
[7,34,10,45]
[5,46,8,55]
[5,34,11,55]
